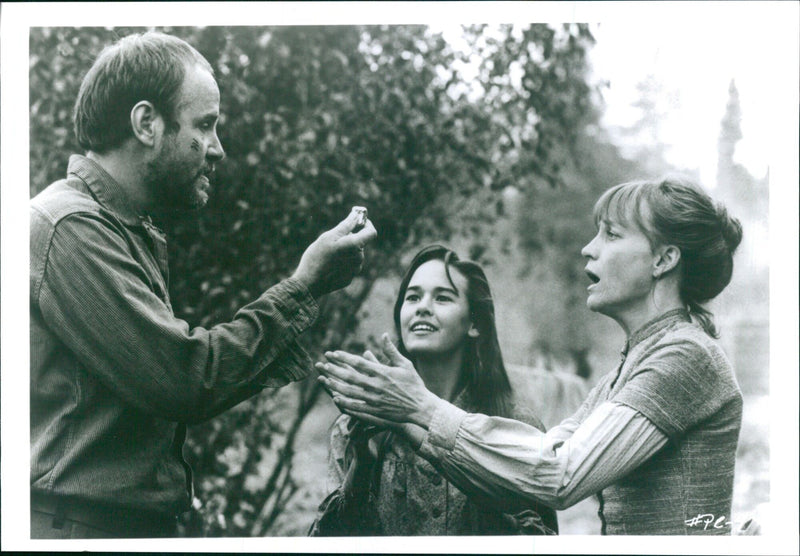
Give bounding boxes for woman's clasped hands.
[316,333,440,430]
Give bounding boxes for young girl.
[311,245,558,535]
[319,177,744,535]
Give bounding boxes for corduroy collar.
[67,154,146,227]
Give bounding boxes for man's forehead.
[176,63,220,113]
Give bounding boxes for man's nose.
[207,133,225,163]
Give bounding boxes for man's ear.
[130,101,163,148]
[653,244,681,279]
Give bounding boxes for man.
[30,31,377,538]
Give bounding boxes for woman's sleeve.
[504,404,559,534]
[325,414,352,491]
[416,398,667,511]
[310,415,383,536]
[308,414,352,536]
[537,373,607,446]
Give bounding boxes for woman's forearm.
[416,400,668,511]
[398,422,426,449]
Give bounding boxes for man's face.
[147,63,225,209]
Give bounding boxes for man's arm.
[36,210,374,424]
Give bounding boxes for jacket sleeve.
[35,211,319,424]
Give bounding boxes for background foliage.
[30,25,766,536]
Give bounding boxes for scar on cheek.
[190,138,201,151]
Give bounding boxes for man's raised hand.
[291,208,377,298]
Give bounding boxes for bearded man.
[29,31,376,538]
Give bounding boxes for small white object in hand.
[352,206,368,231]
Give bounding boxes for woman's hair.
[593,175,743,337]
[392,245,514,417]
[74,31,213,153]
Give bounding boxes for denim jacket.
[30,155,318,516]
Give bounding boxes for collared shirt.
[30,155,319,516]
[325,392,558,535]
[418,310,743,535]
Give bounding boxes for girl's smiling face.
[399,260,476,359]
[581,216,659,323]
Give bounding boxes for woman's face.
[581,215,658,321]
[399,259,475,359]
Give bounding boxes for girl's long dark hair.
[392,245,514,418]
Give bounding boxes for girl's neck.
[415,349,465,402]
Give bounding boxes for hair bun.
[716,203,743,253]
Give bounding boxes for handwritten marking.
[685,513,732,530]
[190,138,201,152]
